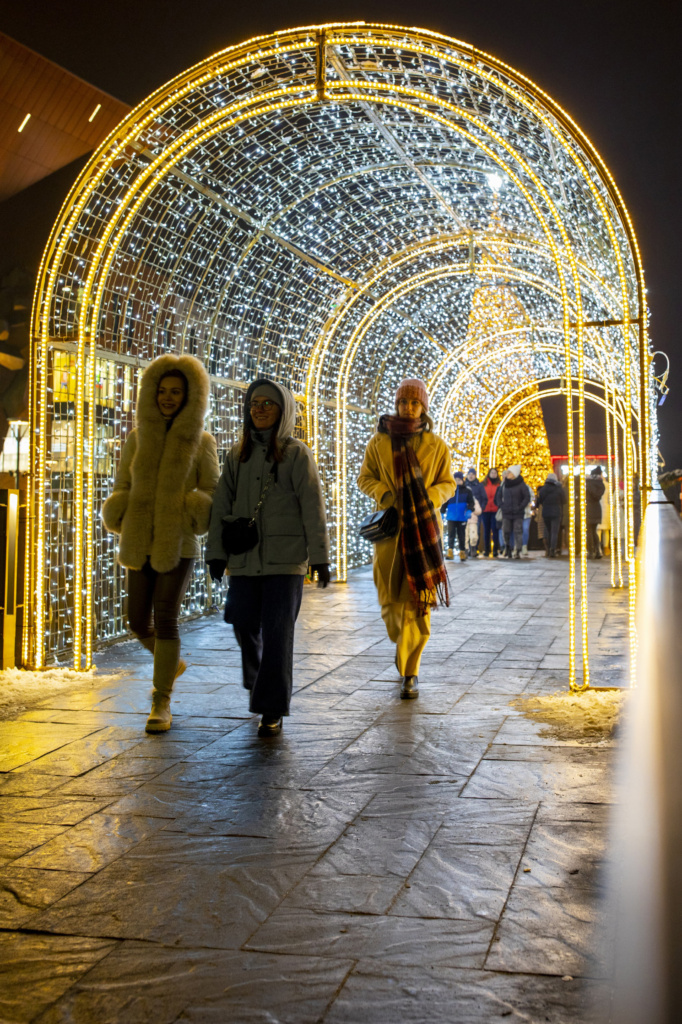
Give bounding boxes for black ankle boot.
[258,716,283,736]
[400,676,419,699]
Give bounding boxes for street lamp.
[8,420,29,489]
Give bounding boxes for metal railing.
[609,493,682,1024]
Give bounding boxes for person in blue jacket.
[442,472,475,562]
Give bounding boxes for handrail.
[610,494,682,1024]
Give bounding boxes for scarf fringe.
[385,420,449,616]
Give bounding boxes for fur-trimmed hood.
[136,353,209,436]
[103,354,219,573]
[244,378,297,439]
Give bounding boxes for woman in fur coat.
[206,378,330,737]
[102,354,219,733]
[357,379,455,700]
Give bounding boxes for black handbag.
[221,441,291,556]
[359,505,399,543]
[221,461,275,556]
[221,515,259,555]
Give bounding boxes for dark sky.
[5,0,679,465]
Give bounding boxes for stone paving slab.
[0,555,625,1022]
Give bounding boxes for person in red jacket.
[481,468,501,557]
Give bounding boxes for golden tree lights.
[26,23,651,691]
[482,386,553,492]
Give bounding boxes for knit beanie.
[546,472,558,483]
[250,383,281,406]
[591,465,603,477]
[454,471,464,481]
[395,378,429,412]
[507,465,521,478]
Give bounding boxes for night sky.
[5,0,679,465]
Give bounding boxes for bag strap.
[247,437,292,525]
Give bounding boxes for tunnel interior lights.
[28,23,652,691]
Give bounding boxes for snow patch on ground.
[510,688,628,741]
[0,666,129,718]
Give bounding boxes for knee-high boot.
[146,638,181,733]
[138,634,187,679]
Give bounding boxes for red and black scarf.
[380,415,449,616]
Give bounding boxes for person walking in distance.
[586,465,605,558]
[465,467,487,557]
[206,379,330,737]
[536,472,565,558]
[102,355,219,733]
[521,479,535,557]
[358,379,454,700]
[481,467,501,557]
[442,472,475,561]
[495,465,531,559]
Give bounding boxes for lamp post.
[8,420,29,488]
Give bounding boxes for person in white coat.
[103,354,219,733]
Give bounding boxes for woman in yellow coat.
[358,379,455,699]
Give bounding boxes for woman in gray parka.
[206,378,330,736]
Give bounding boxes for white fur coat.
[102,354,219,572]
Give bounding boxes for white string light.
[26,23,651,684]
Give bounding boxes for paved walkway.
[0,555,625,1023]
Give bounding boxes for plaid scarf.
[380,415,450,616]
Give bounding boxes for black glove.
[310,563,331,588]
[207,558,227,582]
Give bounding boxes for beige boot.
[139,635,187,679]
[146,638,181,733]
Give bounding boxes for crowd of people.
[103,362,616,731]
[440,463,617,562]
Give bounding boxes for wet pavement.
[0,555,625,1022]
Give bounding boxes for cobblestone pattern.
[0,556,625,1022]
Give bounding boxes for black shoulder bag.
[221,456,277,556]
[359,505,399,543]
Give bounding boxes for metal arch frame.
[26,22,650,692]
[473,377,637,472]
[487,386,635,475]
[482,381,634,590]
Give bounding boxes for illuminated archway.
[28,22,653,688]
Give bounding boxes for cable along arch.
[29,22,650,690]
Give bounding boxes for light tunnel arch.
[27,22,653,689]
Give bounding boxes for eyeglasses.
[249,400,277,410]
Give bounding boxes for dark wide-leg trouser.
[543,515,560,552]
[480,511,499,555]
[502,516,524,552]
[224,574,304,717]
[587,522,602,556]
[446,521,466,551]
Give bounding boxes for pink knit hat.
[395,378,429,412]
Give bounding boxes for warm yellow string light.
[25,22,649,683]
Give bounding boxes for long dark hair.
[238,418,287,464]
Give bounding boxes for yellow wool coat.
[357,430,455,606]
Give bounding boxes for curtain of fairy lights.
[27,23,651,687]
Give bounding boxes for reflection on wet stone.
[0,558,622,1018]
